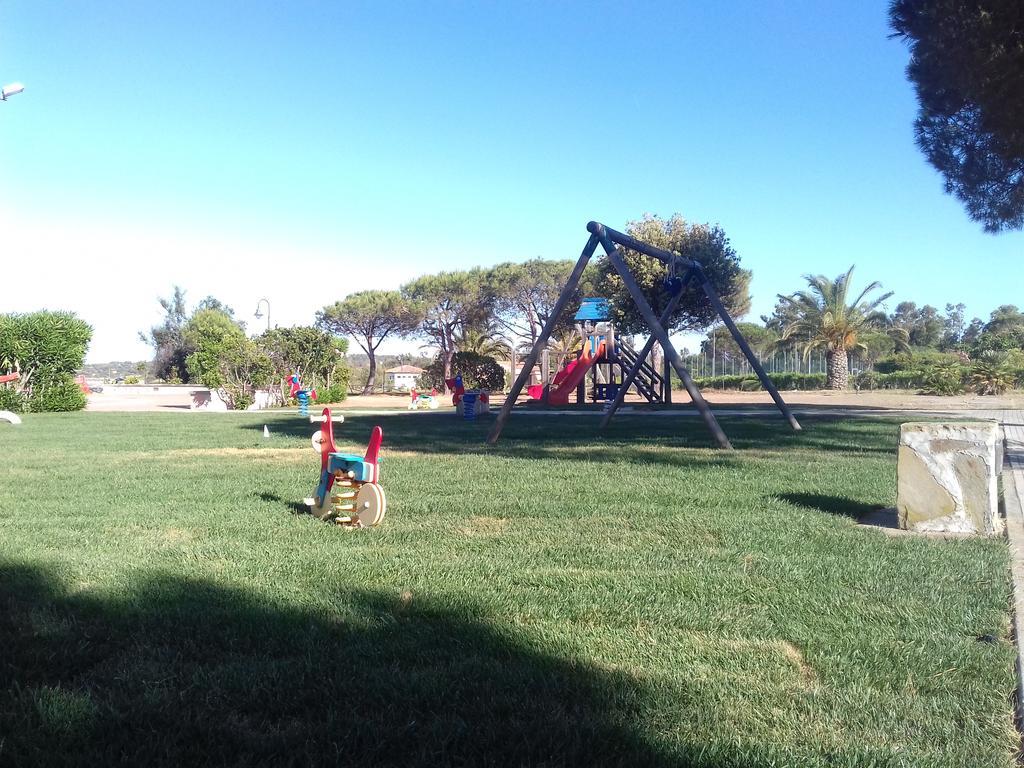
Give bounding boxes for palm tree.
[777,266,903,389]
[456,325,512,360]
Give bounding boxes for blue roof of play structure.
[574,298,611,322]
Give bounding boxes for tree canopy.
[139,286,191,382]
[595,214,751,335]
[317,290,421,394]
[184,308,273,409]
[402,270,493,387]
[259,326,349,388]
[487,259,582,345]
[890,0,1024,231]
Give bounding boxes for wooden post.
[596,229,732,449]
[696,269,801,432]
[509,347,517,392]
[540,347,550,407]
[487,234,598,445]
[663,353,672,404]
[599,285,684,429]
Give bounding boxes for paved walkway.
[980,411,1024,733]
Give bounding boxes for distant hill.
[79,361,151,380]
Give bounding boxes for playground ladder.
[617,339,665,403]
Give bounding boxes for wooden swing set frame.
[486,221,801,450]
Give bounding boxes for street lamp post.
[1,83,25,101]
[253,298,271,332]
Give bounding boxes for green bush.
[0,311,92,412]
[317,383,348,404]
[232,392,255,411]
[691,373,826,391]
[874,351,962,374]
[970,354,1015,395]
[29,377,87,412]
[0,386,25,413]
[919,361,967,395]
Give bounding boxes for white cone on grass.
[263,425,270,438]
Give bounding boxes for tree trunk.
[826,348,849,390]
[363,351,377,395]
[442,348,455,392]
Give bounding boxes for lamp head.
[1,83,25,101]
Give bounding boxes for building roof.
[386,365,425,374]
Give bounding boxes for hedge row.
[690,373,827,391]
[689,366,1024,395]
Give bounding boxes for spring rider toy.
[408,388,440,410]
[304,408,387,527]
[445,375,489,420]
[289,373,317,416]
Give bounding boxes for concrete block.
[897,421,1002,534]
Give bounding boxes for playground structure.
[289,373,317,417]
[489,221,801,450]
[408,388,441,410]
[305,408,387,527]
[526,297,670,407]
[446,375,490,420]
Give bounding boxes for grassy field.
[0,410,1017,766]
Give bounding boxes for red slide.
[529,340,605,405]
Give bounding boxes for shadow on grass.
[0,559,671,766]
[1,558,802,767]
[242,411,900,466]
[776,492,883,521]
[257,490,307,515]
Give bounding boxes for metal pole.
[593,227,732,449]
[695,268,801,431]
[487,234,599,444]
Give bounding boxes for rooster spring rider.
[289,373,317,416]
[304,408,387,527]
[445,375,489,419]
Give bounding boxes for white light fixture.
[1,82,25,101]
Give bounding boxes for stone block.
[897,421,1002,534]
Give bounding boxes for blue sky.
[1,1,1020,363]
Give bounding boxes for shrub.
[29,377,87,412]
[691,373,826,391]
[232,393,255,411]
[0,311,92,412]
[0,386,25,412]
[875,351,961,374]
[970,354,1015,395]
[124,375,141,385]
[317,383,348,404]
[919,361,967,395]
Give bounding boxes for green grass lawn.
[0,410,1017,766]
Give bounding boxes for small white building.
[385,365,424,391]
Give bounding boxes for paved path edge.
[1001,454,1024,754]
